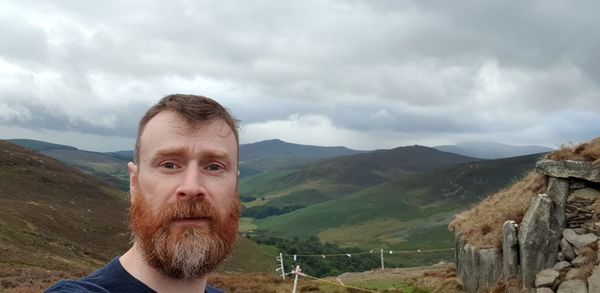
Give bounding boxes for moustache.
[156,199,220,227]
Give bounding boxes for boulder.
[565,267,586,280]
[535,268,560,287]
[556,279,588,293]
[546,177,569,228]
[477,248,503,290]
[588,265,600,293]
[570,187,600,202]
[520,195,562,288]
[553,261,572,272]
[503,220,520,279]
[536,288,554,293]
[571,254,593,267]
[560,238,576,261]
[536,159,600,183]
[563,229,598,249]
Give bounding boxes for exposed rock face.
[536,159,600,183]
[503,220,520,280]
[520,195,562,287]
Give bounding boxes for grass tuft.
[449,171,546,248]
[546,137,600,164]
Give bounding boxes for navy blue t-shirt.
[45,257,223,293]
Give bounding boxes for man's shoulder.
[45,280,109,293]
[206,285,224,293]
[45,257,223,293]
[45,257,154,293]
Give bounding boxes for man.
[47,94,241,293]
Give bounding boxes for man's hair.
[134,94,239,164]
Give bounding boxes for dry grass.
[449,171,546,249]
[546,137,600,164]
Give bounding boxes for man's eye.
[207,164,223,172]
[161,162,178,169]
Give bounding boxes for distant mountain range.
[434,141,553,159]
[4,137,547,264]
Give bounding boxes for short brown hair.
[134,94,239,163]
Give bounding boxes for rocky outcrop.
[454,158,600,292]
[536,159,600,183]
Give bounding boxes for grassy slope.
[240,146,480,209]
[0,140,131,272]
[254,154,542,251]
[39,149,130,191]
[0,140,278,290]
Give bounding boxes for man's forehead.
[139,111,237,156]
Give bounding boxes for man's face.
[128,110,240,280]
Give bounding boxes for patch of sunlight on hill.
[318,208,459,250]
[239,217,257,233]
[242,180,336,208]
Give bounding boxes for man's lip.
[171,217,211,225]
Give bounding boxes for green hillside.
[0,140,278,290]
[240,145,480,209]
[39,148,130,191]
[253,154,542,251]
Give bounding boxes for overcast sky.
[1,0,599,151]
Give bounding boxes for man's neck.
[119,243,209,293]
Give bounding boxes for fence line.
[281,247,454,257]
[291,266,378,293]
[276,247,455,280]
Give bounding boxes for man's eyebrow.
[152,147,230,160]
[152,146,188,158]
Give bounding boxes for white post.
[292,265,300,293]
[380,249,384,270]
[279,252,286,280]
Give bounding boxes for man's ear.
[127,162,138,204]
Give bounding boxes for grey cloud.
[1,0,599,148]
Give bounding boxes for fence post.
[291,265,301,293]
[279,252,286,280]
[380,249,384,270]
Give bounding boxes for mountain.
[252,153,543,252]
[434,141,553,159]
[240,145,481,207]
[239,139,363,174]
[0,140,277,289]
[7,138,78,151]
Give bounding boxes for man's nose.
[175,165,207,199]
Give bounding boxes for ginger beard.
[129,181,240,280]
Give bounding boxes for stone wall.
[454,159,600,292]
